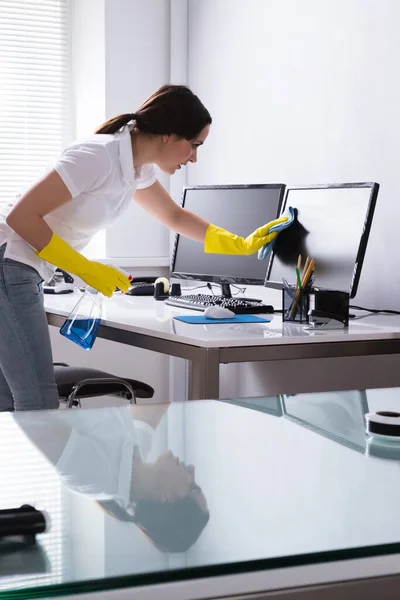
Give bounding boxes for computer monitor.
[265,182,379,298]
[171,184,286,289]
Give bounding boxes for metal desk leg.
[188,348,220,400]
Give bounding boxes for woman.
[15,403,210,553]
[0,84,286,411]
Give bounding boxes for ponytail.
[95,113,136,134]
[94,85,212,140]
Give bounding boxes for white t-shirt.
[54,407,155,508]
[0,125,157,282]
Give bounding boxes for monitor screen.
[171,184,286,285]
[265,183,379,298]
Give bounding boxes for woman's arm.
[133,180,209,242]
[6,170,72,252]
[134,179,289,255]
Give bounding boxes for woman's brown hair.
[98,496,210,553]
[95,84,212,140]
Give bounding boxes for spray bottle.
[59,268,132,350]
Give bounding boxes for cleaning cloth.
[258,206,295,260]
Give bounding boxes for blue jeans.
[0,244,59,411]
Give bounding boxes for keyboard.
[165,294,274,314]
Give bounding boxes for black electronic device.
[0,504,49,577]
[170,184,286,298]
[127,282,155,296]
[154,281,168,301]
[265,182,379,298]
[130,276,158,284]
[43,268,74,294]
[0,505,48,540]
[308,289,350,328]
[170,283,181,296]
[127,277,170,297]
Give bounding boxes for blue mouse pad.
[173,315,270,324]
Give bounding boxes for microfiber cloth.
[258,206,295,260]
[173,315,270,324]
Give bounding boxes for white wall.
[169,0,189,204]
[72,0,106,139]
[187,0,400,310]
[104,0,171,264]
[72,0,172,267]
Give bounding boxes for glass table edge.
[3,540,400,599]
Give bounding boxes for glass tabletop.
[2,387,400,598]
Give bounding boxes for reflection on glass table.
[221,395,283,417]
[1,388,400,598]
[223,389,369,450]
[14,405,209,554]
[280,388,400,462]
[281,389,369,453]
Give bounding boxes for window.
[0,2,71,591]
[0,0,72,213]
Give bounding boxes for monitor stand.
[220,283,232,298]
[219,283,262,303]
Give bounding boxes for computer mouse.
[204,306,235,319]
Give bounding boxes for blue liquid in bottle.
[60,318,101,350]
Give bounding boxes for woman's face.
[154,450,208,512]
[156,124,210,175]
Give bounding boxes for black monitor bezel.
[264,182,379,299]
[170,183,286,286]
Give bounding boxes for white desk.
[44,292,400,400]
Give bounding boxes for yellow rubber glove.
[204,216,289,255]
[37,233,130,297]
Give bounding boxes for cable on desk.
[203,282,247,296]
[350,305,400,316]
[180,283,210,292]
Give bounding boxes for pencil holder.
[282,284,310,324]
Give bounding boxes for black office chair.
[53,363,154,408]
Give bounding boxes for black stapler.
[307,309,346,329]
[306,289,350,329]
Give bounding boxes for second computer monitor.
[171,184,286,285]
[265,182,379,298]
